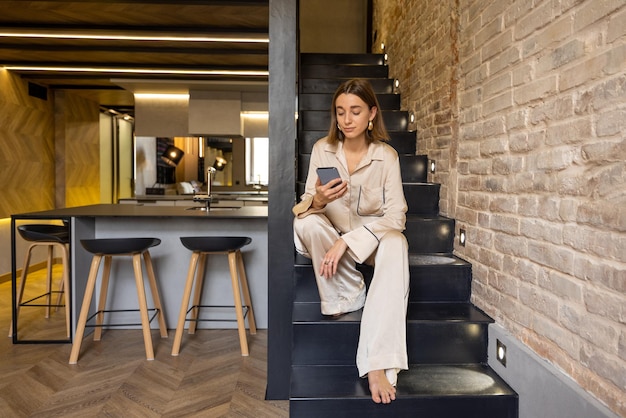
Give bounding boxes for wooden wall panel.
[54,91,100,208]
[0,70,55,218]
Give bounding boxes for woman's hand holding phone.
[313,167,347,208]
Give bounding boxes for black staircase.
[291,53,518,417]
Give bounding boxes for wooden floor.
[0,268,289,417]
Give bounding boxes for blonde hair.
[327,78,389,145]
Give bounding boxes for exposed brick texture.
[373,0,625,415]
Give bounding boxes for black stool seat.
[180,236,251,252]
[81,238,161,255]
[18,224,69,243]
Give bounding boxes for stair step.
[399,154,428,182]
[408,254,472,302]
[301,53,386,66]
[293,302,493,325]
[294,256,471,303]
[301,78,394,94]
[405,215,455,253]
[387,131,417,154]
[300,109,409,131]
[301,64,389,79]
[298,130,416,155]
[404,182,440,215]
[292,302,492,365]
[297,153,427,184]
[290,364,518,418]
[299,92,401,110]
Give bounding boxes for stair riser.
[399,154,428,183]
[300,93,401,111]
[409,265,471,302]
[404,183,440,215]
[301,53,386,66]
[290,397,519,418]
[299,130,417,155]
[294,264,471,303]
[405,217,455,253]
[298,154,427,184]
[301,64,389,79]
[301,78,394,94]
[300,110,409,132]
[292,322,489,365]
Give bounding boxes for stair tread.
[295,251,467,266]
[293,302,493,324]
[407,253,468,266]
[291,363,517,399]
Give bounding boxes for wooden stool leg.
[93,256,112,341]
[142,251,168,338]
[236,250,256,334]
[69,255,103,364]
[132,252,155,360]
[44,245,54,318]
[171,252,200,356]
[188,253,207,334]
[228,251,249,356]
[9,244,36,337]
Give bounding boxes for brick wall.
[373,0,625,415]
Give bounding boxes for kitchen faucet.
[192,166,216,211]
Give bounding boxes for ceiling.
[0,0,269,115]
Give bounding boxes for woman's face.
[335,93,377,141]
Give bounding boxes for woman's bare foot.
[368,369,396,404]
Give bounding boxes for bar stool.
[69,238,168,364]
[171,236,257,357]
[9,224,70,339]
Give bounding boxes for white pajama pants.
[294,213,410,382]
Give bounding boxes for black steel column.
[266,0,297,400]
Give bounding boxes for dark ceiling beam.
[51,84,125,90]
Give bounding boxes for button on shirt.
[293,137,407,264]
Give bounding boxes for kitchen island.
[11,204,268,342]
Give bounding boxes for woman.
[293,78,410,404]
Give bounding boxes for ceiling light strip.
[2,65,268,77]
[0,31,269,43]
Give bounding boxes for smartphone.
[316,167,341,186]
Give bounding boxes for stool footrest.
[85,308,161,328]
[19,291,65,308]
[185,304,250,322]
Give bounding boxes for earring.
[337,123,342,131]
[368,120,374,131]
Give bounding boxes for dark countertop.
[130,191,268,201]
[12,204,268,220]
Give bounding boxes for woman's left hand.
[321,238,348,278]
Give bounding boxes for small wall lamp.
[496,339,507,367]
[161,145,185,167]
[430,160,436,173]
[459,228,466,246]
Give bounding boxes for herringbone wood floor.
[0,268,289,417]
